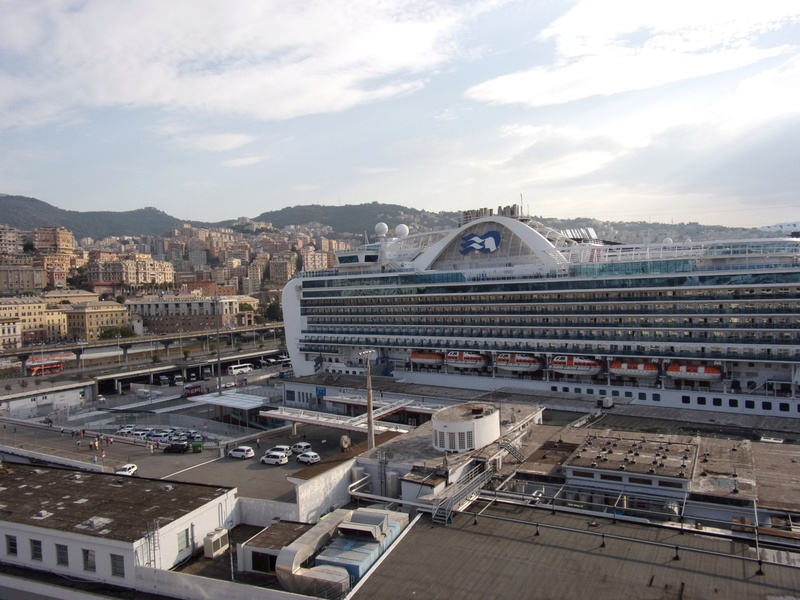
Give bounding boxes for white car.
[291,442,312,454]
[228,446,255,459]
[267,445,292,457]
[115,425,134,435]
[260,452,289,465]
[115,464,138,476]
[296,451,321,465]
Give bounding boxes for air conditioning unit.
[203,528,229,558]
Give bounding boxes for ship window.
[779,403,789,412]
[629,477,651,485]
[729,399,738,408]
[652,393,661,401]
[681,396,691,404]
[745,400,755,409]
[762,401,772,411]
[587,389,594,395]
[562,387,569,393]
[611,391,619,397]
[600,474,623,481]
[573,470,594,478]
[574,388,581,394]
[713,398,722,406]
[638,393,646,400]
[697,397,706,405]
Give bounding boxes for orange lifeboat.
[549,355,602,376]
[410,351,444,366]
[665,364,722,381]
[445,351,487,369]
[609,361,659,378]
[495,353,541,372]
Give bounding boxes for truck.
[173,375,185,386]
[202,367,212,380]
[135,389,152,399]
[159,375,170,387]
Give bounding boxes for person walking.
[256,438,261,449]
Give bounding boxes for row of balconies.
[298,337,798,362]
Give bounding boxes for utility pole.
[360,350,376,449]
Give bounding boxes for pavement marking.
[161,455,223,479]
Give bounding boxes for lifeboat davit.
[665,364,722,381]
[609,361,659,378]
[445,351,487,369]
[549,355,602,376]
[495,353,541,372]
[410,351,444,366]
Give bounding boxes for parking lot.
[1,421,365,502]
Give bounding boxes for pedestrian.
[101,449,106,459]
[71,429,75,438]
[109,437,113,446]
[256,438,260,449]
[149,444,154,454]
[60,427,64,437]
[92,455,97,464]
[89,442,94,451]
[76,440,81,449]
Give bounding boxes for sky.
[0,1,798,228]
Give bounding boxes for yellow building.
[0,298,48,344]
[64,301,130,341]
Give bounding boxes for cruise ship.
[283,205,800,418]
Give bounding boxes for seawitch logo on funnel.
[460,231,501,254]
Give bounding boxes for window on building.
[56,543,69,566]
[5,535,17,556]
[110,554,125,577]
[30,539,42,561]
[177,529,190,553]
[82,549,96,572]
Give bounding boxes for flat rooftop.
[351,505,800,600]
[0,464,233,543]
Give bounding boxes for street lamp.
[359,350,376,450]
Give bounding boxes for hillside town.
[0,219,356,347]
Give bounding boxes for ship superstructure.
[283,205,800,418]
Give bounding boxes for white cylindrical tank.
[386,471,400,498]
[351,466,365,483]
[431,402,501,453]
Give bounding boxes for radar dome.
[663,237,673,244]
[375,222,389,236]
[395,224,409,238]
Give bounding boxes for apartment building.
[0,297,48,343]
[0,317,21,349]
[64,301,130,341]
[0,265,47,295]
[33,227,75,254]
[124,293,257,334]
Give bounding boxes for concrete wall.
[136,565,309,600]
[1,521,137,588]
[237,496,300,526]
[293,457,357,523]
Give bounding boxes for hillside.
[0,195,185,240]
[0,194,774,244]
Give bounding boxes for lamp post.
[115,333,121,365]
[214,295,223,397]
[359,350,376,450]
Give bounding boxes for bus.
[227,364,253,376]
[183,383,203,398]
[28,362,64,376]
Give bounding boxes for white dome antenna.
[395,224,409,238]
[375,222,389,237]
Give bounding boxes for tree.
[239,302,255,312]
[183,350,191,360]
[265,300,282,321]
[18,380,28,389]
[151,354,161,364]
[4,384,10,394]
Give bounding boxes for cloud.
[0,0,493,128]
[189,134,256,152]
[466,2,800,108]
[222,156,267,168]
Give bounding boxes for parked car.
[163,442,190,454]
[260,452,289,465]
[291,442,312,454]
[296,451,320,465]
[115,425,134,435]
[115,464,138,476]
[267,445,292,457]
[228,446,255,460]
